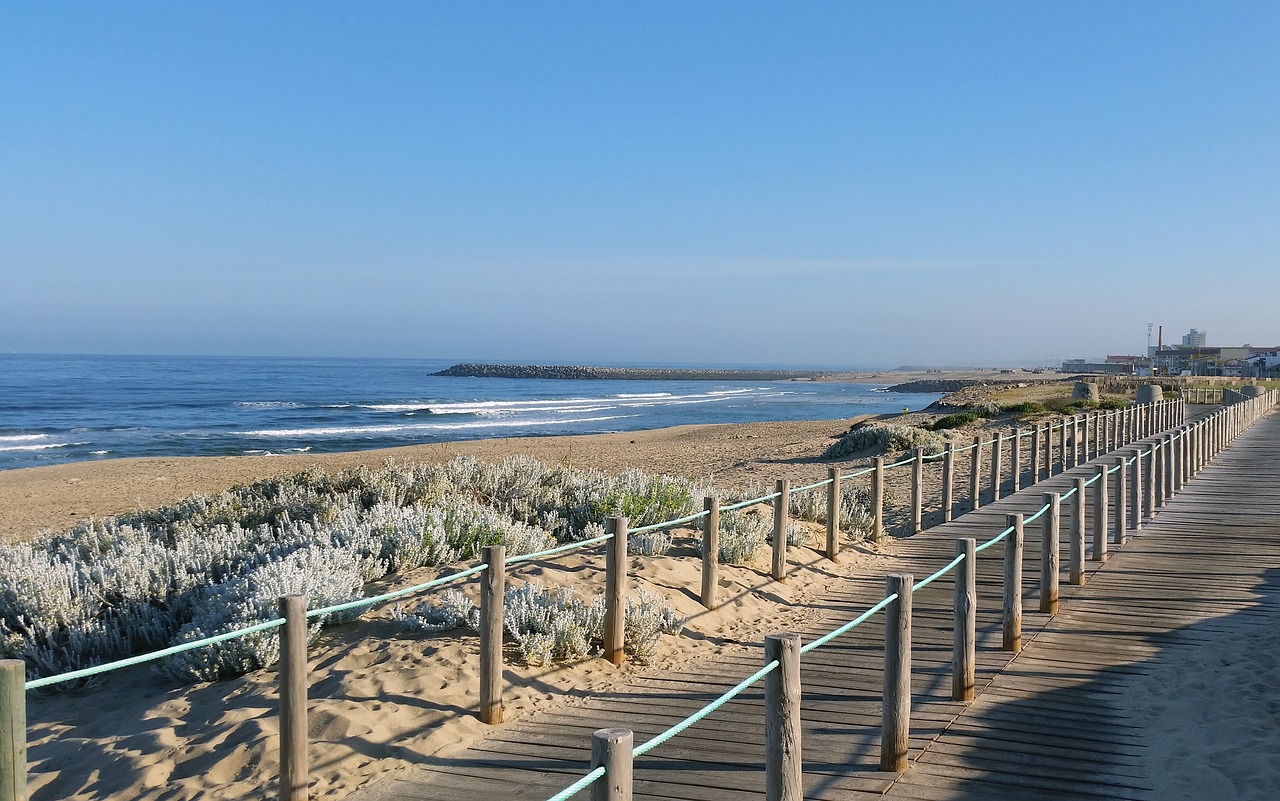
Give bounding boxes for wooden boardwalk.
[354,409,1280,801]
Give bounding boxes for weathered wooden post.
[1131,449,1143,531]
[1041,493,1060,614]
[990,435,1003,502]
[952,538,976,702]
[1168,431,1180,498]
[1112,457,1127,546]
[1066,417,1077,469]
[1003,514,1024,653]
[910,448,924,535]
[479,547,506,725]
[1093,412,1102,458]
[604,517,628,666]
[764,632,803,801]
[1031,425,1042,483]
[773,480,790,582]
[279,594,309,801]
[1044,422,1054,476]
[1174,428,1186,493]
[969,437,982,511]
[0,660,26,801]
[941,442,955,523]
[701,498,720,609]
[1070,477,1086,585]
[825,469,840,562]
[1011,428,1022,491]
[881,574,913,772]
[591,728,633,801]
[1153,438,1166,509]
[1092,464,1109,562]
[1081,413,1091,460]
[1057,420,1068,474]
[872,457,885,541]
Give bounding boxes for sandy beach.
[11,412,920,801]
[9,376,1266,801]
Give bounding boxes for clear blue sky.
[3,2,1277,367]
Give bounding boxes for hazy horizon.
[4,3,1277,365]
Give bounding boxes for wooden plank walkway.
[353,409,1280,801]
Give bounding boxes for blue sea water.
[0,354,941,471]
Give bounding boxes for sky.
[2,2,1277,368]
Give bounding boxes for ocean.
[0,354,941,471]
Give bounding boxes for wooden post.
[1044,422,1053,477]
[701,497,720,609]
[764,633,803,801]
[941,442,955,523]
[1168,431,1180,498]
[872,457,885,540]
[881,574,913,772]
[1153,437,1166,509]
[590,728,633,801]
[279,594,309,801]
[1093,412,1102,459]
[952,538,976,702]
[1112,457,1127,546]
[825,470,840,562]
[1131,449,1143,531]
[604,517,628,666]
[773,480,790,581]
[0,661,26,801]
[990,434,1003,502]
[1067,418,1077,469]
[1011,428,1022,491]
[1031,425,1042,483]
[1092,464,1109,562]
[1070,477,1086,585]
[1081,414,1091,461]
[479,546,506,724]
[1057,421,1067,475]
[1040,493,1060,614]
[910,448,924,535]
[969,437,982,511]
[1003,514,1024,653]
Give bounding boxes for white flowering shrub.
[628,527,675,557]
[710,510,770,565]
[0,456,702,687]
[397,582,682,665]
[822,424,946,459]
[789,485,874,539]
[786,521,812,547]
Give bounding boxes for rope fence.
[4,391,1276,801]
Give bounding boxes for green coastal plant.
[822,424,946,459]
[0,456,706,686]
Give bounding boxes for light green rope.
[632,660,780,757]
[975,524,1016,553]
[309,562,491,618]
[800,593,898,654]
[506,533,615,565]
[543,766,606,801]
[720,491,781,513]
[913,554,965,591]
[790,478,833,494]
[1024,502,1050,525]
[840,466,876,480]
[26,617,287,690]
[630,511,710,535]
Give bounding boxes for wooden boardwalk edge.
[352,406,1279,801]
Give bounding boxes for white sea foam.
[90,450,110,455]
[0,442,73,452]
[235,401,303,409]
[0,434,50,443]
[236,414,637,438]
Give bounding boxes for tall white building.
[1181,328,1207,348]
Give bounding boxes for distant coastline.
[432,363,831,381]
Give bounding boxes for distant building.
[1181,329,1207,348]
[1061,358,1136,376]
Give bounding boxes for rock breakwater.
[433,363,829,381]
